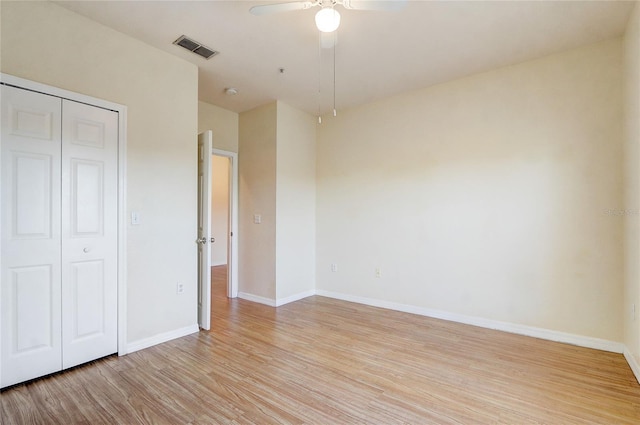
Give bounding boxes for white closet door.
[61,99,118,369]
[1,85,63,387]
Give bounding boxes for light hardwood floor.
[2,265,640,424]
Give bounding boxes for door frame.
[0,73,128,355]
[212,148,239,298]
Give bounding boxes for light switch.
[131,211,141,225]
[253,214,262,224]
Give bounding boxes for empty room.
[1,0,640,423]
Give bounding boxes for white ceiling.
[55,0,635,115]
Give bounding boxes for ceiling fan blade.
[250,1,315,16]
[342,0,406,11]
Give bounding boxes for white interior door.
[61,99,118,369]
[197,131,212,330]
[1,85,63,387]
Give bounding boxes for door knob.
[210,237,215,243]
[196,237,207,245]
[83,247,90,253]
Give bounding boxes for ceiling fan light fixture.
[315,7,340,32]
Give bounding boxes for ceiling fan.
[250,0,405,121]
[250,0,406,32]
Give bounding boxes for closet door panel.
[72,159,104,235]
[1,85,63,388]
[61,99,118,369]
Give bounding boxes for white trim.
[126,324,199,354]
[275,289,316,307]
[238,292,277,307]
[315,290,624,353]
[117,101,128,355]
[237,289,315,307]
[1,74,124,112]
[212,148,238,299]
[624,347,640,384]
[0,73,128,356]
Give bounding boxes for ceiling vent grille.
[173,35,218,60]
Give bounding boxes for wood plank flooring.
[2,265,640,424]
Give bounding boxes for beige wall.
[198,101,239,153]
[239,103,278,300]
[276,102,316,300]
[624,3,640,367]
[1,1,199,344]
[238,101,316,303]
[317,39,624,341]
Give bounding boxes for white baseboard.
[237,290,316,307]
[238,292,276,307]
[126,324,200,354]
[315,290,624,354]
[276,289,316,307]
[624,347,640,384]
[120,290,638,383]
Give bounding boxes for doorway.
[212,148,238,300]
[211,155,230,300]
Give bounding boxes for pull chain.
[333,29,337,117]
[317,29,322,124]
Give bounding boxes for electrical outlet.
[375,268,382,278]
[177,282,184,294]
[331,263,338,272]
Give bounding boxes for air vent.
[173,35,218,60]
